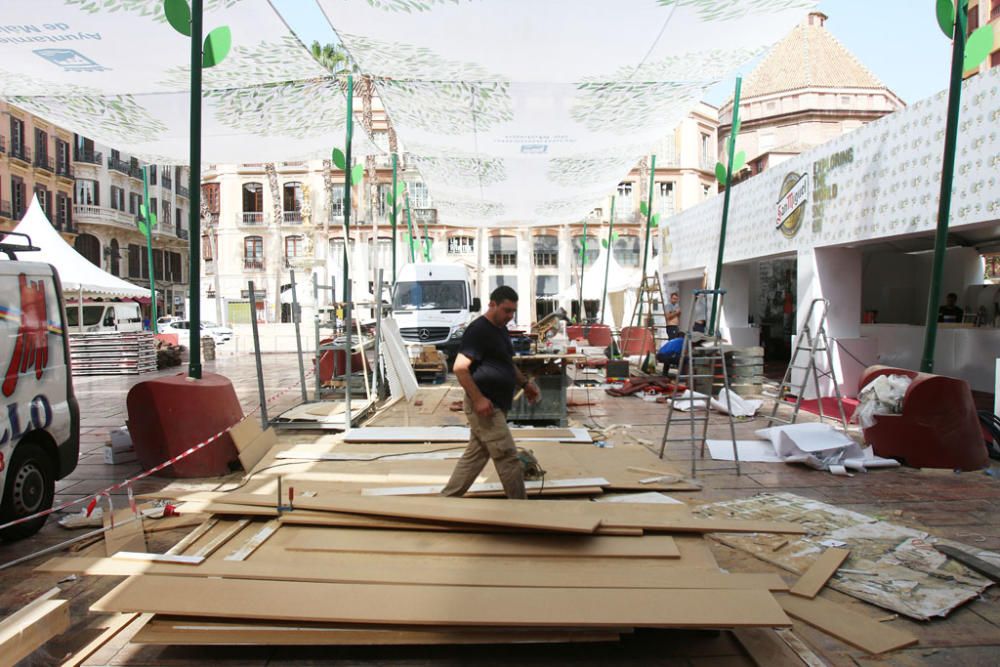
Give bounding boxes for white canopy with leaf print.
[317,0,816,226]
[0,0,374,164]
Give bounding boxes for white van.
[66,302,143,333]
[391,263,481,363]
[0,235,80,540]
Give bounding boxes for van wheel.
[0,441,55,541]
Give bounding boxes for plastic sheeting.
[319,0,817,226]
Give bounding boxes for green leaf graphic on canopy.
[332,148,347,170]
[935,0,955,38]
[715,162,728,185]
[601,232,619,249]
[203,26,233,68]
[351,163,364,185]
[964,26,994,71]
[655,0,815,22]
[165,0,192,35]
[732,150,747,173]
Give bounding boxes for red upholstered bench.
[859,365,988,470]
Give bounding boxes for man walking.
[441,286,539,499]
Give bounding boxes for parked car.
[0,233,80,540]
[160,320,232,345]
[156,315,178,327]
[65,302,143,334]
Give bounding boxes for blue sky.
[271,0,953,107]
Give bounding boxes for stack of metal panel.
[68,332,157,376]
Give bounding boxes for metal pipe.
[289,269,307,403]
[248,281,267,428]
[187,0,203,378]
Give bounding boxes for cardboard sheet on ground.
[706,440,784,463]
[695,492,995,620]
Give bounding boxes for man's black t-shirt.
[460,315,516,412]
[938,305,963,323]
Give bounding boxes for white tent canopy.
[558,245,640,300]
[0,197,149,299]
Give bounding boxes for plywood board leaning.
[777,594,918,655]
[93,576,792,628]
[132,616,621,646]
[362,477,609,497]
[227,417,262,454]
[103,509,146,556]
[343,426,589,443]
[0,592,70,667]
[790,548,850,599]
[283,526,681,559]
[237,427,278,473]
[191,519,251,558]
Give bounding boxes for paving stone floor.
[1,353,998,666]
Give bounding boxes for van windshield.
[66,306,104,327]
[393,281,467,311]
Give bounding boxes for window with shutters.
[201,183,220,214]
[488,235,517,267]
[533,234,558,267]
[10,176,25,219]
[128,244,142,278]
[152,249,164,280]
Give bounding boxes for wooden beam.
[732,628,808,666]
[777,594,917,655]
[789,548,850,599]
[59,613,141,667]
[0,592,70,667]
[92,576,792,628]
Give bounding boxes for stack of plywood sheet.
[39,492,807,647]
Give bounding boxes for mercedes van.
[391,263,480,363]
[65,301,143,334]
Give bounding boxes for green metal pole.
[187,0,203,379]
[141,167,158,334]
[421,212,432,262]
[635,155,656,329]
[577,216,588,323]
[390,153,397,284]
[599,196,615,325]
[404,191,415,263]
[709,76,742,337]
[343,75,353,322]
[921,2,968,373]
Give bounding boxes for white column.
[557,224,573,314]
[516,229,532,325]
[795,247,872,397]
[719,264,754,346]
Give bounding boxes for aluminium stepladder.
[764,298,849,431]
[658,289,741,476]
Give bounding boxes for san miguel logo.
[3,274,50,397]
[775,172,809,239]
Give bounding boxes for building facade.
[71,136,192,319]
[0,101,75,239]
[200,103,719,328]
[718,12,905,182]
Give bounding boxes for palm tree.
[310,41,351,76]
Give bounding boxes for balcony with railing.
[177,228,189,240]
[55,160,72,178]
[34,154,54,173]
[75,150,102,166]
[107,155,130,175]
[177,184,189,198]
[238,211,265,226]
[73,204,140,231]
[282,210,302,224]
[243,257,265,271]
[9,143,30,164]
[162,172,173,190]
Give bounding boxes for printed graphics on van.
[3,274,52,397]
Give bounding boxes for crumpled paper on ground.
[753,422,900,474]
[669,388,762,417]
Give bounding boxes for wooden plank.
[362,477,610,497]
[773,629,828,667]
[43,552,783,591]
[282,526,681,559]
[59,613,141,667]
[113,552,204,565]
[789,548,850,599]
[0,596,70,667]
[934,544,1000,583]
[227,417,263,454]
[288,495,602,534]
[732,628,808,667]
[238,427,278,473]
[191,519,251,559]
[132,617,621,646]
[166,517,219,555]
[342,426,588,443]
[93,576,792,628]
[223,520,280,561]
[777,594,917,655]
[103,510,145,557]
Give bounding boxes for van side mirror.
[471,297,481,312]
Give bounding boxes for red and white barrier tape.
[0,368,313,533]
